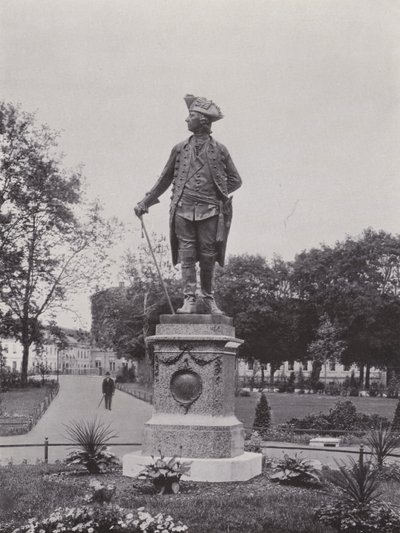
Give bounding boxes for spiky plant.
[366,423,400,468]
[331,456,382,507]
[64,418,119,474]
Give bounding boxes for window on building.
[12,361,17,371]
[329,361,336,371]
[303,361,308,371]
[110,362,115,371]
[344,364,351,371]
[288,361,294,371]
[248,360,254,370]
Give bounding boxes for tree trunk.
[358,364,364,388]
[365,363,371,390]
[21,339,30,386]
[310,360,322,385]
[21,314,31,386]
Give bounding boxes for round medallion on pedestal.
[170,369,202,405]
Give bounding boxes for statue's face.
[185,111,204,133]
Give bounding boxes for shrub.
[253,392,271,437]
[138,450,192,495]
[387,376,400,398]
[316,501,400,533]
[287,400,390,433]
[392,399,400,432]
[270,453,321,487]
[5,505,189,533]
[84,479,116,505]
[244,430,263,453]
[64,418,120,474]
[366,424,400,468]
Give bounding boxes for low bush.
[244,430,263,453]
[138,451,192,495]
[287,400,390,433]
[4,505,189,533]
[316,501,400,533]
[270,453,322,487]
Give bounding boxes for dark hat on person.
[184,94,223,122]
[105,372,110,376]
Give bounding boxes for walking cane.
[98,395,104,408]
[139,216,175,315]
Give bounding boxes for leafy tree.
[292,229,400,382]
[215,255,316,380]
[253,392,271,437]
[307,314,346,388]
[0,102,120,384]
[91,234,181,383]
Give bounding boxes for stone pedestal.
[123,314,262,482]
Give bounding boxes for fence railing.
[115,383,153,403]
[1,438,400,464]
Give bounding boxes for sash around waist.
[180,189,220,206]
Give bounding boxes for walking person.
[102,372,115,411]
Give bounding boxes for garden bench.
[309,437,341,448]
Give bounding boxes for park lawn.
[1,464,400,533]
[1,385,50,417]
[234,393,398,430]
[118,383,398,429]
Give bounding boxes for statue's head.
[184,94,223,134]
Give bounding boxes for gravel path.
[0,375,153,464]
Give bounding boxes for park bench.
[309,437,341,448]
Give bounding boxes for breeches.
[174,214,218,257]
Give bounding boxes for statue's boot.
[177,250,197,314]
[199,253,224,315]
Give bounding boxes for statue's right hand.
[134,202,148,218]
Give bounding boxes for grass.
[0,386,51,417]
[1,463,399,533]
[119,383,397,429]
[234,392,398,429]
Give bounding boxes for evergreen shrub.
[253,392,271,437]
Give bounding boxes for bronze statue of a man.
[134,94,242,314]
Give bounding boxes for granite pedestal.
[123,314,262,482]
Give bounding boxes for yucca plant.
[331,456,382,507]
[64,418,119,474]
[366,423,400,468]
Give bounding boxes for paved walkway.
[0,375,153,464]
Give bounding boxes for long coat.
[102,377,115,396]
[142,136,242,266]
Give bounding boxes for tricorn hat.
[184,94,223,122]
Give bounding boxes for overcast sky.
[1,0,399,328]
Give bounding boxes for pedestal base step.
[123,450,263,482]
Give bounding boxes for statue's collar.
[184,135,216,149]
